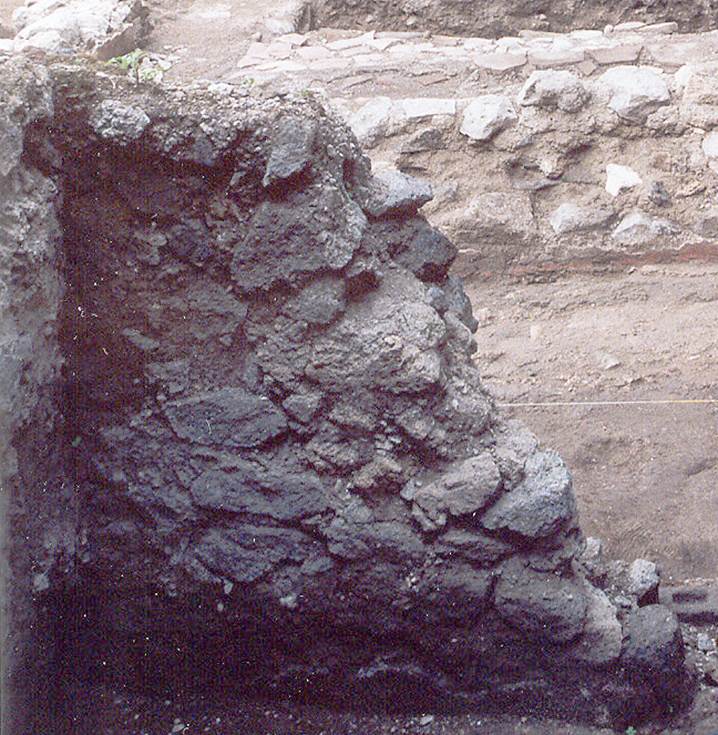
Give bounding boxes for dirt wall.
[309,0,715,38]
[0,56,74,735]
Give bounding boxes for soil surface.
[59,677,718,735]
[465,261,718,583]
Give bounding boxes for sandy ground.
[465,262,718,582]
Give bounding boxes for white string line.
[497,399,718,408]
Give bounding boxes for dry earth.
[466,261,718,583]
[61,680,718,735]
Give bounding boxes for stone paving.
[232,21,718,86]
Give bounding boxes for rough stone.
[679,62,718,128]
[527,46,585,68]
[597,66,670,122]
[231,189,367,292]
[434,527,512,565]
[622,605,688,706]
[364,169,433,218]
[473,50,527,71]
[164,388,287,448]
[262,116,317,188]
[375,217,457,282]
[612,210,679,245]
[482,450,576,539]
[702,130,718,172]
[570,586,623,666]
[284,277,346,325]
[460,95,518,142]
[548,202,613,234]
[397,98,456,119]
[492,419,539,487]
[587,43,642,65]
[190,459,329,521]
[412,453,502,530]
[517,70,589,113]
[494,558,589,644]
[89,99,150,145]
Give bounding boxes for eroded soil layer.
[308,0,713,38]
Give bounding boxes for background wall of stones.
[232,23,718,276]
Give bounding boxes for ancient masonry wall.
[238,23,718,275]
[0,55,693,731]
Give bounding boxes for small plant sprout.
[107,49,167,84]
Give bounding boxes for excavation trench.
[0,55,701,735]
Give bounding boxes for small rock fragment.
[549,202,613,234]
[347,97,393,146]
[460,95,517,142]
[517,70,589,113]
[605,164,642,197]
[628,558,660,606]
[647,181,671,207]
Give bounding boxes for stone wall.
[0,56,694,731]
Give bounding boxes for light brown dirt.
[465,261,718,582]
[0,0,20,27]
[144,0,269,79]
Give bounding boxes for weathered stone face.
[0,56,692,733]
